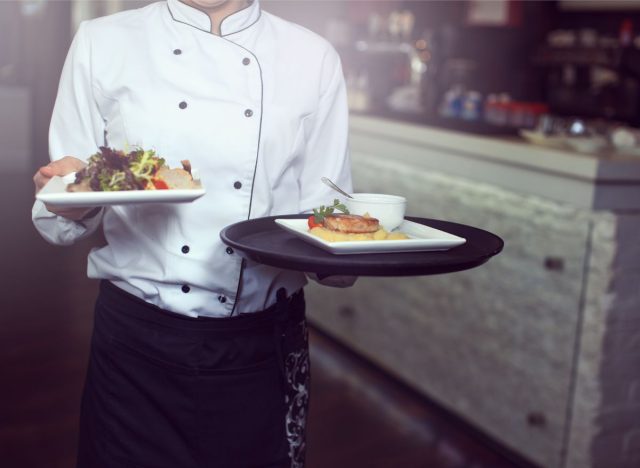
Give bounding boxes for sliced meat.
[155,167,198,189]
[180,160,192,175]
[323,214,379,233]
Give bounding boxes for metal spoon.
[321,177,353,199]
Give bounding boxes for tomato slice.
[308,216,323,229]
[152,178,169,190]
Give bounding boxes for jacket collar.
[167,0,260,36]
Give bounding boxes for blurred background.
[2,1,640,467]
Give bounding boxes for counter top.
[349,115,640,210]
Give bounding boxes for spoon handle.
[321,177,353,199]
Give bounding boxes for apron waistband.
[99,280,304,334]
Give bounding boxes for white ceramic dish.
[36,172,206,207]
[275,218,466,255]
[565,136,609,154]
[519,129,568,149]
[344,193,407,231]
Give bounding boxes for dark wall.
[1,0,72,170]
[0,2,23,86]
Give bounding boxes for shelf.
[532,46,640,78]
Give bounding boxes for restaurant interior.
[2,1,640,467]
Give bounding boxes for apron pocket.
[102,337,288,468]
[100,337,200,468]
[195,359,290,468]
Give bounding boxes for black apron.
[77,281,309,468]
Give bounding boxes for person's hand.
[305,272,358,288]
[33,156,95,221]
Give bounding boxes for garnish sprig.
[312,198,349,224]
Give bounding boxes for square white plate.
[275,218,466,255]
[36,172,206,207]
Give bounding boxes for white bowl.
[345,193,407,231]
[565,136,609,154]
[519,129,567,149]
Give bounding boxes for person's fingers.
[41,156,86,177]
[59,155,87,172]
[48,158,76,176]
[34,156,84,194]
[33,168,52,194]
[39,165,56,178]
[33,163,62,193]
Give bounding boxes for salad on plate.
[67,147,199,192]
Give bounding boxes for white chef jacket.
[31,0,353,317]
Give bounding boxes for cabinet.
[305,116,640,467]
[306,149,591,467]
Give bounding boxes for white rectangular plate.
[275,218,466,255]
[36,173,206,207]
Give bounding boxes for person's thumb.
[39,165,57,178]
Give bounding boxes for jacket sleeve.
[32,21,105,246]
[300,47,357,288]
[298,47,353,213]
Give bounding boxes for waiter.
[32,0,353,467]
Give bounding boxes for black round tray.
[220,215,504,277]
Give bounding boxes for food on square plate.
[306,198,350,229]
[323,214,379,233]
[307,199,409,242]
[311,219,410,242]
[66,146,199,192]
